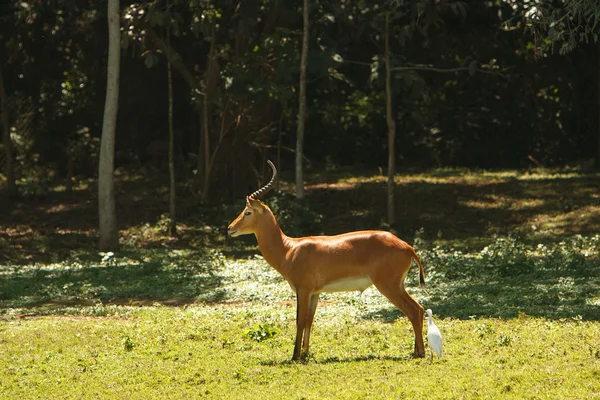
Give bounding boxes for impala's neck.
[254,209,290,276]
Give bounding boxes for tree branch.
[345,59,510,78]
[250,142,311,162]
[391,64,510,78]
[145,27,203,93]
[344,59,373,67]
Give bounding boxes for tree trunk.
[166,9,177,236]
[201,95,210,202]
[195,104,203,191]
[597,42,600,168]
[295,0,309,199]
[98,0,120,251]
[200,24,217,203]
[277,113,284,191]
[66,148,74,192]
[385,13,396,228]
[0,48,16,200]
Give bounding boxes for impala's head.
[227,160,277,238]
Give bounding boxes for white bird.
[425,308,443,359]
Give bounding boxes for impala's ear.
[247,197,265,213]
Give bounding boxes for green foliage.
[2,0,598,200]
[418,234,600,319]
[244,323,279,342]
[122,335,136,352]
[222,30,299,106]
[474,323,492,338]
[481,236,535,276]
[267,191,323,236]
[509,0,600,55]
[497,333,513,347]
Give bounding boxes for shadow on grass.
[2,169,599,264]
[306,173,600,242]
[0,230,97,265]
[0,250,226,311]
[315,354,414,364]
[365,283,600,322]
[259,354,413,366]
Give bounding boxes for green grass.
[2,235,600,399]
[1,168,600,398]
[2,305,600,399]
[0,249,227,309]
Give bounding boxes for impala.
[227,161,427,360]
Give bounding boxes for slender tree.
[201,92,210,201]
[295,0,309,199]
[166,4,177,236]
[98,0,120,251]
[598,43,600,168]
[0,45,15,200]
[384,12,396,227]
[200,22,217,203]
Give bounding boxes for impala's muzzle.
[227,225,239,237]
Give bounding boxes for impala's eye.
[244,211,252,216]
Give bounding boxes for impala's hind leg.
[374,281,425,357]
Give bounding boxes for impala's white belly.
[319,276,373,293]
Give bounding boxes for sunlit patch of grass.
[587,296,600,306]
[533,205,600,236]
[322,166,597,185]
[516,168,598,180]
[460,198,504,209]
[461,195,546,214]
[511,198,546,210]
[121,217,176,247]
[1,306,599,399]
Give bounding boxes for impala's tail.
[411,248,426,287]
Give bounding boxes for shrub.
[481,236,535,276]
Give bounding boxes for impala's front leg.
[292,289,311,361]
[301,294,319,357]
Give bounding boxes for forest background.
[1,0,599,205]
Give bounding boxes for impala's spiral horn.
[248,160,278,200]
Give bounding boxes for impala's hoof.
[291,352,309,362]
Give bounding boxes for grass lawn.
[2,306,600,399]
[1,168,600,398]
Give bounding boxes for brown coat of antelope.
[227,161,426,361]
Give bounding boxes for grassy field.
[1,168,600,398]
[3,306,599,399]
